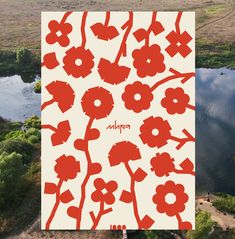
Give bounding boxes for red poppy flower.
[98,58,130,85]
[132,44,165,78]
[150,152,175,177]
[108,141,141,166]
[139,116,171,148]
[46,20,72,47]
[152,181,188,217]
[54,154,80,181]
[63,46,94,78]
[122,81,153,113]
[161,87,190,114]
[91,178,118,205]
[165,31,192,58]
[81,86,114,120]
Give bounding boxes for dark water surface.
[0,69,234,194]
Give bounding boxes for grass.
[212,193,235,215]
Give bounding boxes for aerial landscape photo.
[0,0,235,238]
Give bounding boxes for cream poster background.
[41,11,195,230]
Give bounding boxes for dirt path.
[197,198,235,230]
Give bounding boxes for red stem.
[124,162,142,229]
[104,11,110,27]
[145,11,157,46]
[41,124,57,132]
[174,169,195,176]
[41,98,55,111]
[81,12,88,48]
[150,68,195,92]
[176,213,182,228]
[187,104,196,110]
[175,12,182,34]
[170,129,195,150]
[114,12,133,64]
[76,117,94,230]
[60,11,72,24]
[91,201,104,230]
[45,179,63,230]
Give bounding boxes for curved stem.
[41,124,57,132]
[174,169,195,176]
[104,11,110,27]
[45,179,63,230]
[114,12,133,64]
[41,98,55,111]
[60,11,72,24]
[150,68,195,92]
[145,11,157,46]
[175,12,182,34]
[81,11,88,48]
[124,162,142,229]
[170,129,195,150]
[76,117,94,230]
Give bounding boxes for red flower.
[132,44,165,78]
[98,58,130,85]
[81,86,114,120]
[63,46,94,78]
[46,19,72,47]
[139,116,171,148]
[152,181,188,217]
[122,81,153,113]
[150,152,175,177]
[91,23,119,41]
[161,87,190,114]
[108,141,141,166]
[54,154,80,181]
[166,31,192,58]
[91,178,118,205]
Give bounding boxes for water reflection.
[0,75,40,122]
[196,68,235,195]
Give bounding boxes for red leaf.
[180,158,194,172]
[150,21,164,35]
[119,190,132,203]
[42,52,59,69]
[86,128,100,140]
[179,221,192,230]
[133,28,147,42]
[107,25,119,40]
[91,23,119,41]
[140,215,155,229]
[90,162,102,175]
[67,206,79,219]
[133,168,147,182]
[44,182,57,194]
[74,139,87,151]
[51,120,71,146]
[60,190,74,203]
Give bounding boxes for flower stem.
[76,117,94,230]
[124,162,142,229]
[41,98,55,111]
[174,169,195,176]
[150,68,195,92]
[81,11,88,48]
[45,179,63,230]
[114,12,133,64]
[175,12,182,34]
[104,11,110,27]
[60,11,72,24]
[170,129,195,150]
[176,213,183,228]
[145,11,157,46]
[41,124,57,132]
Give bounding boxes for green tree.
[24,116,41,129]
[16,48,33,66]
[0,152,25,210]
[187,211,214,239]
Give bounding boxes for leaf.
[133,168,147,182]
[140,215,155,229]
[133,28,147,42]
[179,221,192,230]
[86,128,100,140]
[44,182,57,194]
[67,206,79,219]
[90,162,102,175]
[180,158,194,172]
[74,139,87,151]
[150,21,164,35]
[60,190,74,203]
[42,52,59,69]
[119,190,133,203]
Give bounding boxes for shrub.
[0,139,34,164]
[34,79,41,93]
[4,130,25,140]
[212,194,235,215]
[0,152,26,210]
[24,116,41,129]
[28,135,39,144]
[16,48,33,66]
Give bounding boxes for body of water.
[0,69,234,194]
